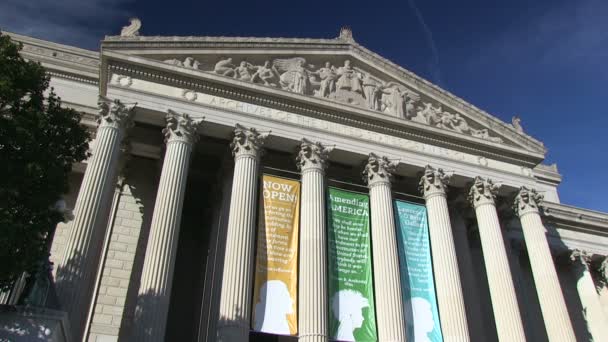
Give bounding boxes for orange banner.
[252,175,300,335]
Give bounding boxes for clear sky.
[1,0,606,212]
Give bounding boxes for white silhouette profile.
[332,289,369,341]
[253,280,293,334]
[405,297,434,342]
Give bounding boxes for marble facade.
[3,24,608,342]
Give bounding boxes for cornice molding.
[543,201,608,235]
[104,55,543,167]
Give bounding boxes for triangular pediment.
[101,31,546,157]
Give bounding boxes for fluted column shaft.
[297,140,332,342]
[132,111,203,341]
[568,250,607,341]
[420,166,470,341]
[514,187,575,341]
[217,125,268,342]
[363,154,406,341]
[56,97,134,341]
[469,177,526,341]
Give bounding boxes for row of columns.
[56,97,603,342]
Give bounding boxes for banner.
[327,188,377,342]
[394,201,443,342]
[252,175,300,335]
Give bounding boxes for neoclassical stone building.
[2,22,608,342]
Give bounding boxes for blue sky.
[1,0,606,212]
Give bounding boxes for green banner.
[328,188,377,342]
[394,200,443,342]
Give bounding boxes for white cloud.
[0,0,135,50]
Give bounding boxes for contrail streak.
[407,0,443,85]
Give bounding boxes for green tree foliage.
[0,32,90,290]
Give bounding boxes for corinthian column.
[419,166,470,341]
[217,125,268,342]
[132,110,203,341]
[363,154,406,341]
[567,250,608,342]
[56,96,134,340]
[514,187,575,341]
[468,177,526,341]
[296,140,332,342]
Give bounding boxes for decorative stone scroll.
[159,55,504,143]
[120,18,141,37]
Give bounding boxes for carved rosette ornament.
[97,96,135,131]
[468,176,500,208]
[296,139,332,173]
[162,110,204,145]
[230,124,269,160]
[419,165,451,199]
[363,153,397,188]
[513,187,544,217]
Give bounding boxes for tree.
[0,31,90,291]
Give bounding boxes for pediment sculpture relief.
[161,56,503,143]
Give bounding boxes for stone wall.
[87,157,158,342]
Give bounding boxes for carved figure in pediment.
[164,57,200,70]
[183,57,200,69]
[214,58,236,77]
[452,114,470,133]
[251,61,281,87]
[315,62,337,98]
[471,128,503,143]
[273,57,315,95]
[404,90,420,119]
[381,84,406,118]
[234,61,255,82]
[418,102,443,127]
[437,110,457,130]
[336,60,363,94]
[164,58,183,67]
[362,75,383,110]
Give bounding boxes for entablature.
[100,50,546,170]
[101,32,546,157]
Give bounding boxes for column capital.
[419,165,451,199]
[97,96,135,130]
[163,110,204,145]
[468,176,500,208]
[513,186,543,217]
[296,139,332,173]
[230,124,269,160]
[363,153,397,188]
[594,256,608,290]
[568,249,591,270]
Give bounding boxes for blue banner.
[394,201,443,342]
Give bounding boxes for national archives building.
[2,22,608,342]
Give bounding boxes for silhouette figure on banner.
[332,289,370,341]
[253,280,293,334]
[405,297,435,342]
